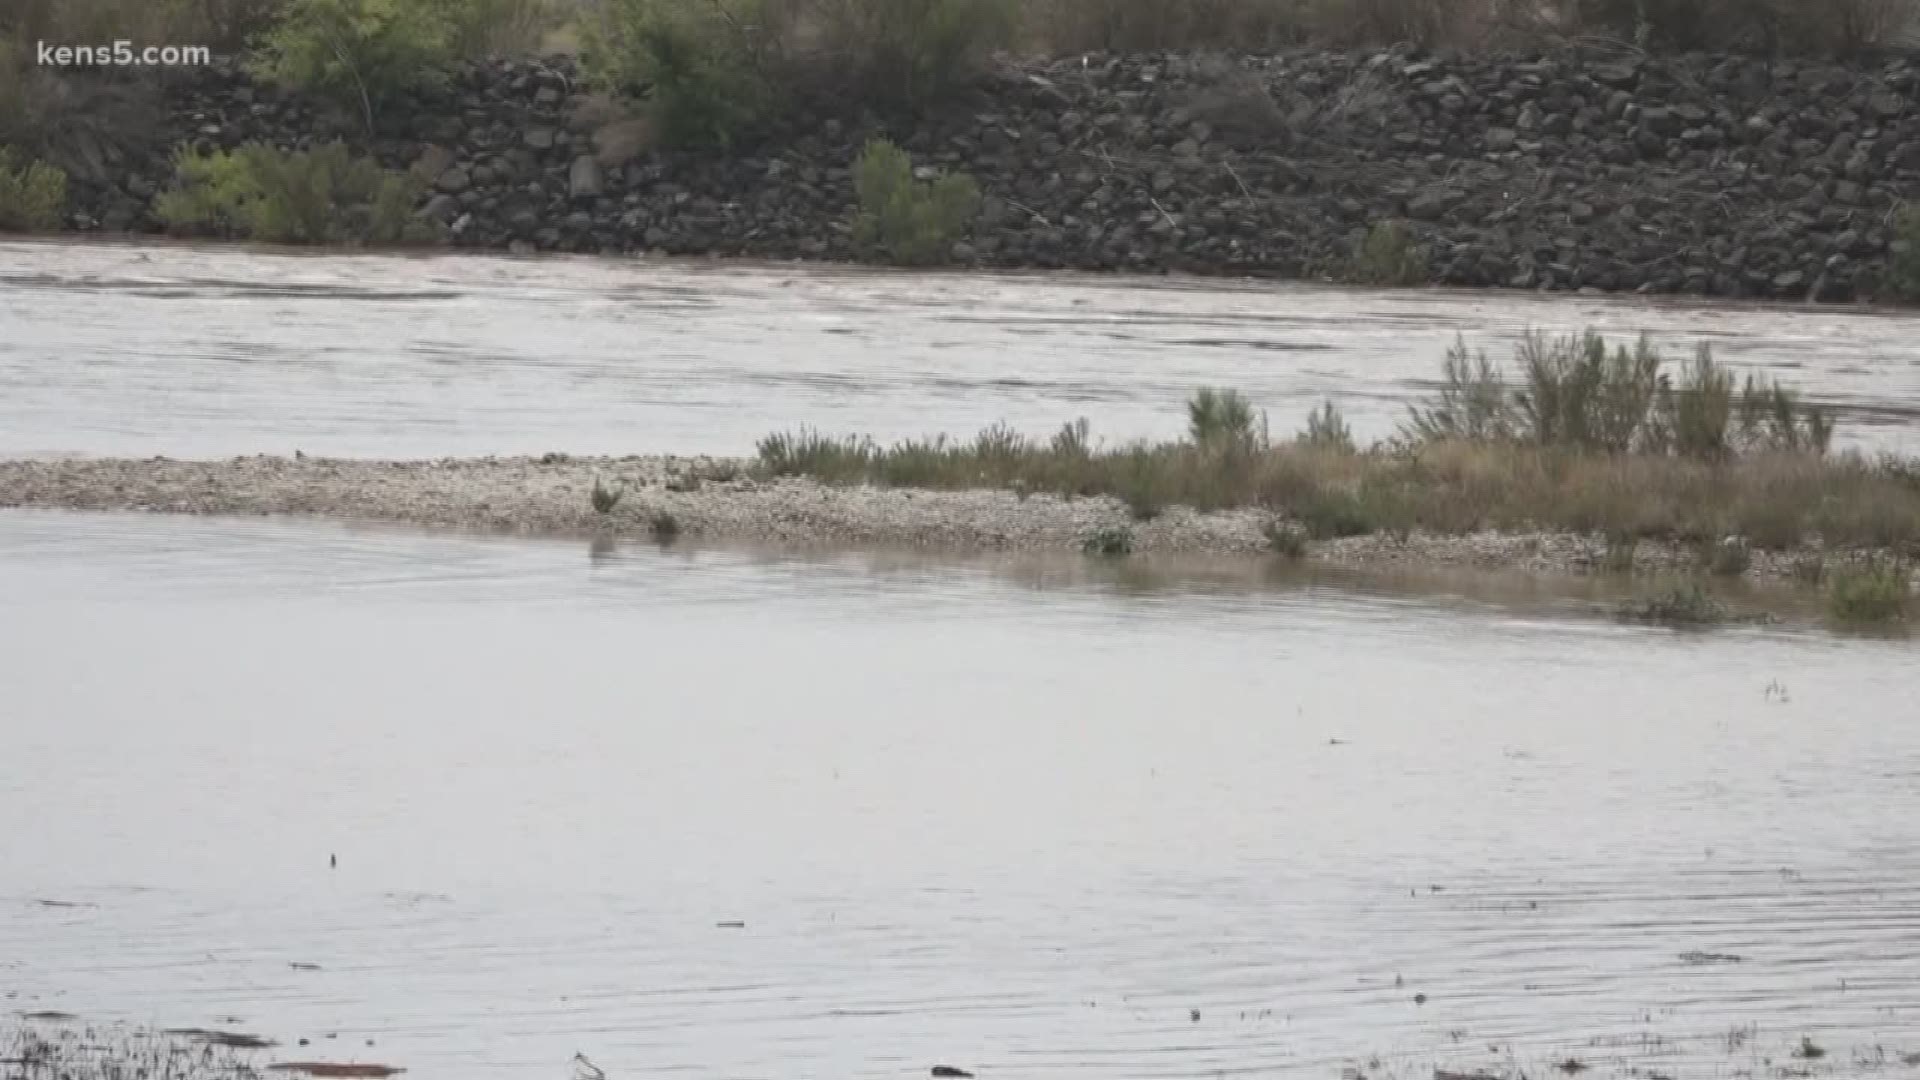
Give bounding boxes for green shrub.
[815,0,1016,107]
[582,0,781,148]
[1702,536,1752,577]
[1616,582,1728,628]
[1403,337,1513,443]
[249,0,460,131]
[1083,525,1135,557]
[1264,517,1308,558]
[1827,559,1910,625]
[1187,387,1264,455]
[649,509,682,540]
[1513,332,1662,452]
[1343,220,1427,286]
[1890,204,1920,302]
[1300,399,1355,452]
[591,476,624,513]
[851,138,980,266]
[0,148,66,232]
[155,141,434,244]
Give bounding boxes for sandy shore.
[0,453,1902,582]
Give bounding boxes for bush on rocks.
[814,0,1017,108]
[1343,220,1428,287]
[852,138,980,265]
[248,0,462,131]
[582,0,782,147]
[0,148,67,232]
[1889,205,1920,302]
[154,140,435,244]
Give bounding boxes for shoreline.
[2,453,1908,585]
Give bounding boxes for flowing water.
[4,239,1920,459]
[2,512,1919,1080]
[4,241,1920,1080]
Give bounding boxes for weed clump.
[582,0,780,148]
[1299,399,1355,453]
[1703,536,1753,577]
[0,147,65,232]
[649,509,681,540]
[1083,525,1134,557]
[591,476,624,513]
[1616,582,1729,628]
[1826,559,1910,626]
[852,138,980,266]
[1264,517,1308,558]
[155,141,434,244]
[1343,220,1427,287]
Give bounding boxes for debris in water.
[716,921,746,929]
[19,1011,78,1022]
[1414,993,1428,1005]
[931,1068,974,1079]
[1189,1008,1201,1022]
[1899,1051,1920,1066]
[1557,1059,1589,1074]
[572,1052,606,1080]
[291,962,323,971]
[30,899,94,908]
[267,1064,405,1078]
[1678,951,1743,965]
[1795,1037,1826,1060]
[164,1029,275,1049]
[329,854,336,869]
[1434,1071,1500,1080]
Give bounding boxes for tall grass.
[756,334,1920,553]
[1827,558,1911,625]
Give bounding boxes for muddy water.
[5,239,1920,460]
[3,511,1918,1080]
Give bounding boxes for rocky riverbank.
[39,46,1920,302]
[2,454,1908,585]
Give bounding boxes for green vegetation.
[591,476,624,513]
[1264,517,1309,558]
[1703,536,1753,577]
[247,0,460,131]
[1888,204,1920,303]
[0,148,67,232]
[1615,583,1729,628]
[852,139,980,266]
[1343,220,1428,287]
[1826,558,1910,626]
[1408,333,1833,459]
[649,509,681,539]
[1300,399,1355,452]
[756,332,1920,556]
[1083,525,1135,556]
[154,141,433,244]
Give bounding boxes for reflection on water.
[4,239,1920,460]
[2,511,1918,1080]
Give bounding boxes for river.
[2,241,1919,1080]
[4,239,1920,460]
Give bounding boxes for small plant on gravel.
[155,141,434,245]
[649,509,681,540]
[591,476,624,513]
[1343,220,1427,287]
[1826,558,1910,626]
[0,147,67,232]
[1264,518,1308,559]
[1083,525,1134,557]
[852,138,981,266]
[1299,399,1355,452]
[1615,582,1728,628]
[1795,1036,1827,1060]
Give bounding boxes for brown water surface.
[2,511,1917,1080]
[5,239,1920,459]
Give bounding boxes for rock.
[524,127,556,150]
[1485,127,1517,151]
[435,165,471,194]
[568,155,603,199]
